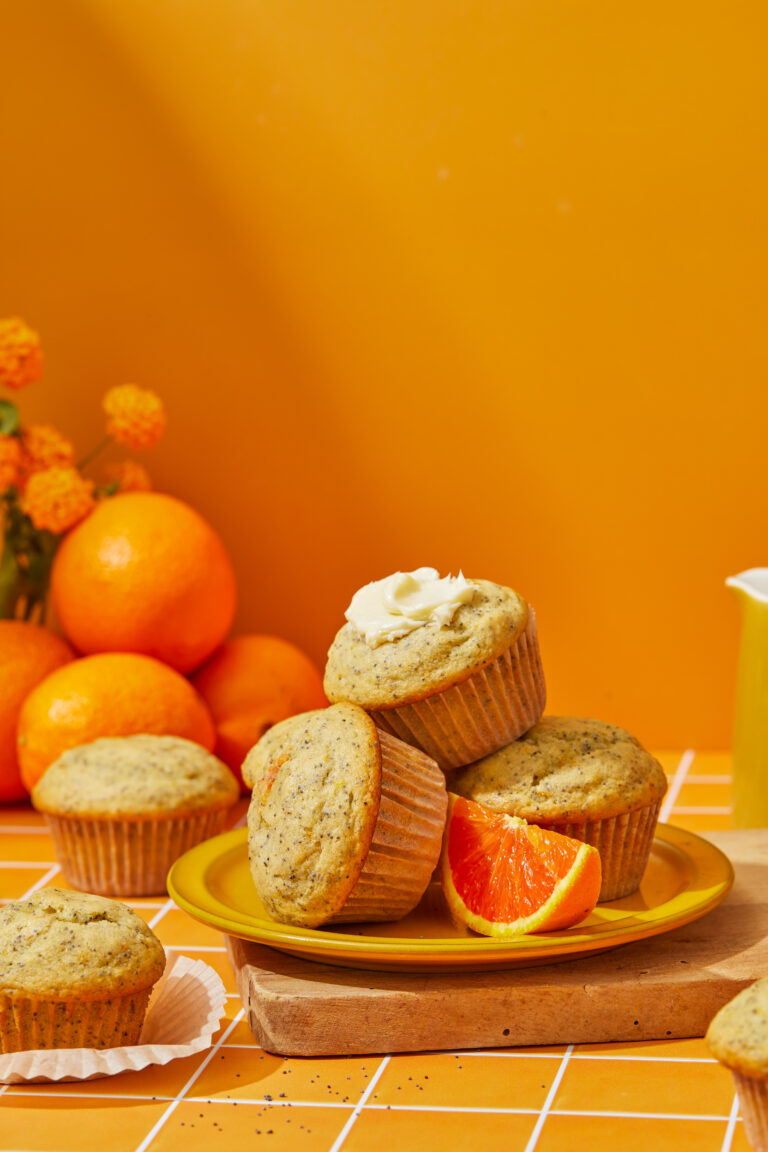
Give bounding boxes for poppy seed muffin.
[0,888,165,1052]
[324,570,546,771]
[32,735,240,896]
[452,716,668,900]
[243,703,448,927]
[707,979,768,1151]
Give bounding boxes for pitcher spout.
[725,568,768,604]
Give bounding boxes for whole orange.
[17,651,216,791]
[0,621,74,802]
[50,492,237,673]
[192,634,327,789]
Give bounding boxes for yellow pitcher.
[726,568,768,827]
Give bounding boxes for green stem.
[0,539,21,619]
[77,436,110,471]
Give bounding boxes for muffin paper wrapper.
[329,730,448,924]
[732,1072,768,1151]
[44,808,234,897]
[372,609,546,771]
[0,949,227,1084]
[538,799,663,901]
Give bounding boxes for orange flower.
[0,435,22,489]
[104,459,152,493]
[0,318,43,391]
[19,424,75,484]
[103,384,166,450]
[22,467,95,534]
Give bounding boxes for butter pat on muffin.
[243,702,448,927]
[0,888,165,1052]
[33,735,239,896]
[707,979,768,1151]
[452,716,668,900]
[324,569,546,770]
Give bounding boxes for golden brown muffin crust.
[244,704,382,927]
[324,578,528,709]
[32,735,239,819]
[707,978,768,1079]
[452,716,667,823]
[0,888,165,999]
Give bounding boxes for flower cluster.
[0,318,166,620]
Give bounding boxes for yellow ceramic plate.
[167,823,734,973]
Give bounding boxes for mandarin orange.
[50,492,236,673]
[191,634,327,789]
[442,794,602,936]
[17,651,215,790]
[0,622,74,802]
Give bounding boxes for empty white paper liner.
[0,949,226,1084]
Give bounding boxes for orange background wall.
[1,1,766,749]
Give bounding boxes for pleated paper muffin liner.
[0,950,226,1083]
[536,799,663,902]
[329,730,448,923]
[372,610,546,772]
[731,1072,768,1152]
[0,987,152,1054]
[44,808,234,897]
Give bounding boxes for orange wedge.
[441,794,602,937]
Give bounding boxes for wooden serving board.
[225,829,768,1056]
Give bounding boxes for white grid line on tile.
[146,897,176,931]
[0,825,48,834]
[19,864,60,898]
[671,806,732,816]
[171,945,226,953]
[131,1008,244,1152]
[327,1056,391,1152]
[2,1093,741,1122]
[684,775,732,785]
[0,861,56,869]
[659,749,695,821]
[720,1091,741,1151]
[443,1050,718,1064]
[523,1043,574,1151]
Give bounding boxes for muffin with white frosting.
[243,702,448,926]
[0,888,165,1052]
[324,568,546,770]
[32,734,239,896]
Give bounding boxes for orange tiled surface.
[0,753,752,1152]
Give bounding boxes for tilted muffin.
[32,735,239,897]
[243,702,448,927]
[452,716,668,900]
[0,888,165,1053]
[707,979,768,1151]
[324,568,546,771]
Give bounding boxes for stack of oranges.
[1,495,325,801]
[0,319,325,802]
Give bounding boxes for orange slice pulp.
[441,794,602,937]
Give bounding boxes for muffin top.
[244,703,382,927]
[453,716,668,823]
[324,574,529,710]
[32,735,239,819]
[0,888,165,999]
[707,978,768,1079]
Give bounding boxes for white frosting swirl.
[345,567,474,648]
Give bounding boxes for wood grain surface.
[225,829,768,1056]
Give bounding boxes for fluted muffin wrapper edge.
[328,729,448,924]
[730,1071,768,1152]
[43,807,235,897]
[535,799,663,902]
[372,609,546,771]
[0,950,226,1081]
